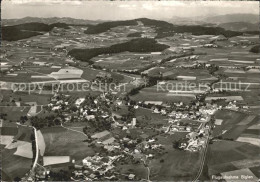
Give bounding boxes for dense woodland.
[2,22,70,41]
[250,44,260,53]
[84,20,138,34]
[127,32,142,37]
[68,38,170,63]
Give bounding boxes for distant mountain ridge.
[169,13,259,25]
[2,17,258,41]
[204,13,259,24]
[168,13,259,32]
[2,17,103,26]
[218,22,259,32]
[169,16,210,26]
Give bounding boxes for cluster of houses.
[34,73,234,181]
[144,101,220,151]
[72,154,122,181]
[184,127,209,152]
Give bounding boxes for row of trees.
[30,115,60,129]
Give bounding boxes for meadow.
[41,126,95,161]
[1,125,33,181]
[207,140,260,176]
[150,133,201,181]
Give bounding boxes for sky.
[2,0,259,20]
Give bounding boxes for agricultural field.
[40,127,95,161]
[0,107,31,121]
[215,68,260,83]
[26,67,61,75]
[147,67,213,81]
[1,124,33,181]
[206,140,260,177]
[0,90,51,106]
[131,91,195,104]
[0,71,56,83]
[130,81,202,104]
[131,91,196,104]
[149,133,201,181]
[213,109,257,139]
[91,51,167,71]
[114,163,147,180]
[135,107,168,127]
[148,80,208,93]
[48,67,83,80]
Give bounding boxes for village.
[1,5,259,181]
[23,79,241,181]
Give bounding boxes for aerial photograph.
[0,0,259,181]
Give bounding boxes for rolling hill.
[84,20,138,34]
[83,18,245,38]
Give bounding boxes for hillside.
[84,20,138,34]
[138,18,244,38]
[68,38,169,63]
[172,25,243,38]
[2,22,70,41]
[83,18,245,38]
